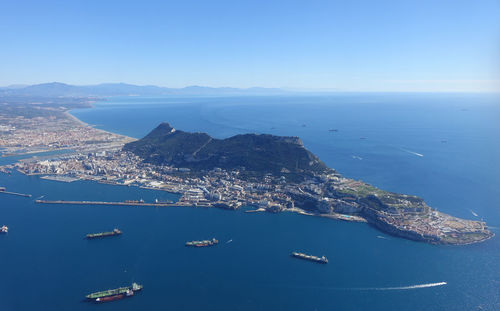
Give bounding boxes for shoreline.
[1,99,493,246]
[6,166,495,246]
[64,108,137,142]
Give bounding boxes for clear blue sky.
[1,0,499,92]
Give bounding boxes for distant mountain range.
[0,82,290,97]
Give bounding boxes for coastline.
[1,99,494,246]
[9,104,372,228]
[64,108,137,142]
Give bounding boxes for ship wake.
[401,148,424,157]
[268,281,447,292]
[349,282,447,291]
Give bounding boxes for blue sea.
[1,93,499,310]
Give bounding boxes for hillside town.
[0,101,133,156]
[0,104,493,245]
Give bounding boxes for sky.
[1,0,499,92]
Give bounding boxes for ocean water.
[1,93,499,310]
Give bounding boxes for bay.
[1,93,499,310]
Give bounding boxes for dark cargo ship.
[86,228,122,239]
[86,282,142,303]
[185,238,218,247]
[291,252,328,264]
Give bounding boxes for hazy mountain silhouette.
[0,82,289,97]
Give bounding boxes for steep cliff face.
[316,187,493,245]
[124,122,332,178]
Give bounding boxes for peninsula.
[1,105,493,245]
[123,123,493,245]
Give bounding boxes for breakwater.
[35,199,210,207]
[0,189,32,197]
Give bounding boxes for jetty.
[0,187,32,197]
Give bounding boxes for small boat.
[0,225,8,233]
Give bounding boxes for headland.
[0,98,493,245]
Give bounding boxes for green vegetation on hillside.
[124,122,331,178]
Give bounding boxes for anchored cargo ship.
[0,225,8,233]
[86,282,142,303]
[185,238,218,247]
[291,252,328,264]
[86,228,122,239]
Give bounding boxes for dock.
[40,175,80,183]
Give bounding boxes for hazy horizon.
[1,0,499,93]
[1,81,500,94]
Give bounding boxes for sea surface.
[1,94,499,310]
